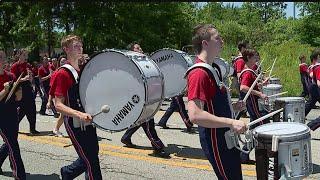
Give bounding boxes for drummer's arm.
[55,96,92,122]
[240,84,265,99]
[188,99,246,133]
[0,82,11,101]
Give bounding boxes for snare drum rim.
[150,48,190,98]
[79,49,148,132]
[253,122,310,142]
[275,97,305,103]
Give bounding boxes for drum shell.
[269,77,281,85]
[263,84,282,110]
[274,97,305,123]
[252,122,312,178]
[151,48,193,98]
[79,49,164,132]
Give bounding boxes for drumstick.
[235,72,262,119]
[268,57,277,78]
[247,108,283,127]
[243,72,263,103]
[5,72,24,103]
[92,105,110,118]
[256,58,265,72]
[267,91,288,98]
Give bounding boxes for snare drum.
[269,77,281,85]
[263,84,282,110]
[274,97,305,123]
[79,49,164,131]
[150,48,193,98]
[253,122,312,179]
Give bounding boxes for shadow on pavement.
[166,144,207,160]
[1,172,60,180]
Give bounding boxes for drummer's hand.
[232,100,246,112]
[262,77,270,85]
[78,112,92,122]
[3,82,10,92]
[231,120,247,134]
[260,93,268,100]
[21,74,30,82]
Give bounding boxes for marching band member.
[0,50,26,179]
[11,48,40,134]
[52,35,102,179]
[299,55,309,98]
[187,24,247,179]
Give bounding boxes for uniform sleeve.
[240,72,252,87]
[187,69,212,102]
[315,68,320,81]
[235,59,245,73]
[38,67,47,78]
[10,63,19,77]
[52,70,71,98]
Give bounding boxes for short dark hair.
[299,55,306,61]
[242,49,257,62]
[310,48,320,63]
[127,41,139,51]
[237,41,248,52]
[192,24,216,54]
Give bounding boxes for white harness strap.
[184,63,235,118]
[61,64,79,83]
[185,63,224,90]
[238,68,257,82]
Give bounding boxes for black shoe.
[156,123,169,129]
[0,168,3,175]
[54,113,60,118]
[186,126,193,133]
[39,111,49,116]
[307,120,320,131]
[61,167,68,180]
[121,139,136,148]
[30,130,40,135]
[153,149,170,158]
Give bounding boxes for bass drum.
[214,57,234,80]
[79,49,164,132]
[151,48,193,98]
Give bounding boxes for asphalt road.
[0,97,319,180]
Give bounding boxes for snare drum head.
[253,122,309,138]
[151,49,191,98]
[263,84,282,90]
[270,77,280,81]
[275,97,304,102]
[79,50,147,131]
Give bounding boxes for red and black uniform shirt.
[187,57,217,115]
[233,56,245,75]
[0,71,16,91]
[10,61,32,78]
[299,63,308,74]
[239,69,259,91]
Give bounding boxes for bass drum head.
[79,50,146,131]
[151,49,190,98]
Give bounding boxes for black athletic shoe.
[121,139,136,148]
